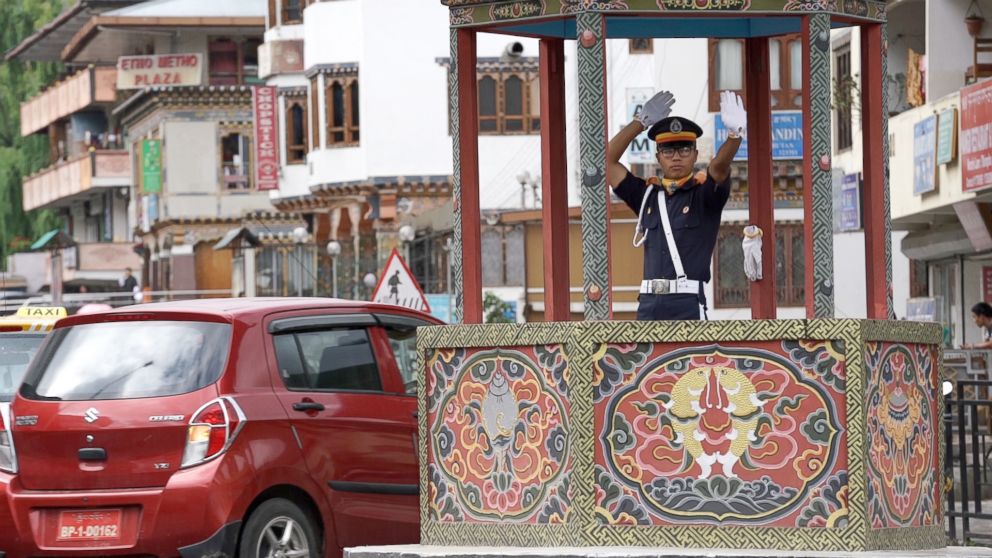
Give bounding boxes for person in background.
[963,302,992,349]
[120,267,138,293]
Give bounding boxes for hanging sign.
[141,139,162,194]
[913,115,937,195]
[961,79,992,192]
[937,107,958,165]
[252,86,279,191]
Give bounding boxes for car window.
[0,334,45,402]
[272,328,382,392]
[385,327,418,395]
[21,321,231,401]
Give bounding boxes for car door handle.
[292,401,325,412]
[78,448,106,461]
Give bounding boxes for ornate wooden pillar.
[576,12,612,321]
[802,14,835,318]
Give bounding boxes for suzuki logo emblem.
[83,408,100,423]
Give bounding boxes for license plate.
[56,509,122,541]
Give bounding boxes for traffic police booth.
[398,1,948,556]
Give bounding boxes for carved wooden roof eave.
[441,0,887,28]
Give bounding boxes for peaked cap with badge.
[647,116,704,145]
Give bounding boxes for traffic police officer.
[607,90,746,321]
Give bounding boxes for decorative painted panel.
[595,341,848,528]
[865,342,940,529]
[427,345,573,524]
[417,319,944,551]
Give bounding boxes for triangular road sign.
[370,248,431,313]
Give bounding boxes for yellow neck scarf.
[653,173,694,195]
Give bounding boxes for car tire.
[239,498,322,558]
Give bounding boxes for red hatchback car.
[0,298,438,558]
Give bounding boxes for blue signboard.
[714,111,803,161]
[425,293,453,324]
[914,115,937,195]
[839,173,862,232]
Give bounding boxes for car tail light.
[180,397,245,468]
[0,404,17,474]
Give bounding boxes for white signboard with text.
[117,53,203,89]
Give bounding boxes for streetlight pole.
[326,240,341,298]
[292,226,308,297]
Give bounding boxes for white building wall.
[927,0,992,101]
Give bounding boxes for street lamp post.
[326,240,341,298]
[292,226,308,297]
[399,224,415,266]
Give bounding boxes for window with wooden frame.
[834,46,853,151]
[325,74,360,147]
[629,38,653,54]
[713,223,805,308]
[208,37,263,86]
[267,0,276,28]
[282,0,303,24]
[477,69,540,135]
[285,96,308,164]
[220,131,251,190]
[707,35,803,113]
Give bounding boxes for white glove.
[742,225,763,282]
[720,90,747,137]
[637,90,675,129]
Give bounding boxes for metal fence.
[944,349,992,544]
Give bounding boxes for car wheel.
[240,498,321,558]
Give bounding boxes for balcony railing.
[20,66,117,136]
[23,150,130,211]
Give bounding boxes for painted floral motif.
[593,342,650,402]
[489,0,545,20]
[427,346,572,523]
[656,0,751,9]
[783,0,837,10]
[596,341,848,526]
[865,342,940,528]
[450,6,475,25]
[563,0,629,13]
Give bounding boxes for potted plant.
[966,0,985,36]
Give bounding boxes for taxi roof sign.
[15,306,67,319]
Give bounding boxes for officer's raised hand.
[638,90,676,129]
[709,91,746,183]
[607,91,677,188]
[719,90,747,138]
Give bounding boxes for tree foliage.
[0,0,71,269]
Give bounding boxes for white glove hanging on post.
[742,225,763,282]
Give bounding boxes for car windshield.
[21,321,232,401]
[0,334,45,402]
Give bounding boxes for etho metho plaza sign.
[116,53,203,89]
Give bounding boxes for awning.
[213,227,261,250]
[30,229,77,251]
[901,224,975,261]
